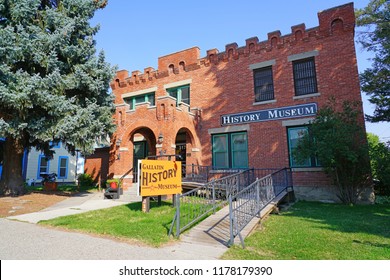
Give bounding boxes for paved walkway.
[3,185,281,259]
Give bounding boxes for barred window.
[254,66,274,102]
[293,58,318,96]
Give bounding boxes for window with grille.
[254,66,274,102]
[293,58,318,96]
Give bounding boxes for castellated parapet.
[111,3,355,89]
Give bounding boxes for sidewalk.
[4,186,230,259]
[7,187,141,224]
[4,185,268,259]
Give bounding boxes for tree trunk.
[0,137,26,196]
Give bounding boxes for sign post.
[138,159,182,213]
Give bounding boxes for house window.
[167,85,190,106]
[58,156,69,179]
[254,66,274,102]
[293,58,318,96]
[37,155,50,179]
[49,141,60,148]
[212,132,248,169]
[287,126,320,167]
[124,93,155,110]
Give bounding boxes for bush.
[294,99,371,204]
[375,195,390,204]
[77,173,94,188]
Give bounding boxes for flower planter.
[44,182,58,191]
[109,181,118,189]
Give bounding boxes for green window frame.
[212,132,248,169]
[287,126,320,167]
[166,85,190,106]
[124,93,155,110]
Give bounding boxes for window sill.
[291,167,323,172]
[253,99,277,106]
[293,93,321,100]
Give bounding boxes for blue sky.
[91,0,389,141]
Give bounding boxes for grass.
[222,201,390,260]
[40,201,177,247]
[39,199,390,258]
[26,184,98,193]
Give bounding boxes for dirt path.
[0,192,71,217]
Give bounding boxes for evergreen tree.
[356,0,390,122]
[0,0,115,195]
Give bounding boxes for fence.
[169,169,252,237]
[228,168,292,247]
[182,165,280,184]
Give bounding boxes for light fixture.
[116,138,122,160]
[158,133,164,144]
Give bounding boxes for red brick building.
[85,3,369,201]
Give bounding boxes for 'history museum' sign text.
[220,103,317,126]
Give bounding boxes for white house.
[25,142,84,185]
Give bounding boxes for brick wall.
[85,3,368,199]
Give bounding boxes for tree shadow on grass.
[283,201,390,239]
[124,200,173,212]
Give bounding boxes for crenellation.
[318,2,355,36]
[186,63,201,72]
[245,37,259,55]
[111,3,356,90]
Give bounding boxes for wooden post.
[142,196,150,213]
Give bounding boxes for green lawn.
[26,184,97,193]
[40,199,390,259]
[222,201,390,260]
[40,201,177,247]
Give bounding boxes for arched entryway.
[131,127,156,182]
[175,128,195,176]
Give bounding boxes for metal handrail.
[228,167,292,247]
[169,170,249,237]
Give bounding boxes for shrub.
[77,173,94,188]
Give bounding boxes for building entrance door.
[133,141,148,182]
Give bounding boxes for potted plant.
[41,173,58,191]
[106,178,121,191]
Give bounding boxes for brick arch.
[129,126,157,151]
[175,127,195,147]
[120,124,159,149]
[174,126,201,166]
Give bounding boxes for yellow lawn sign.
[138,159,182,196]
